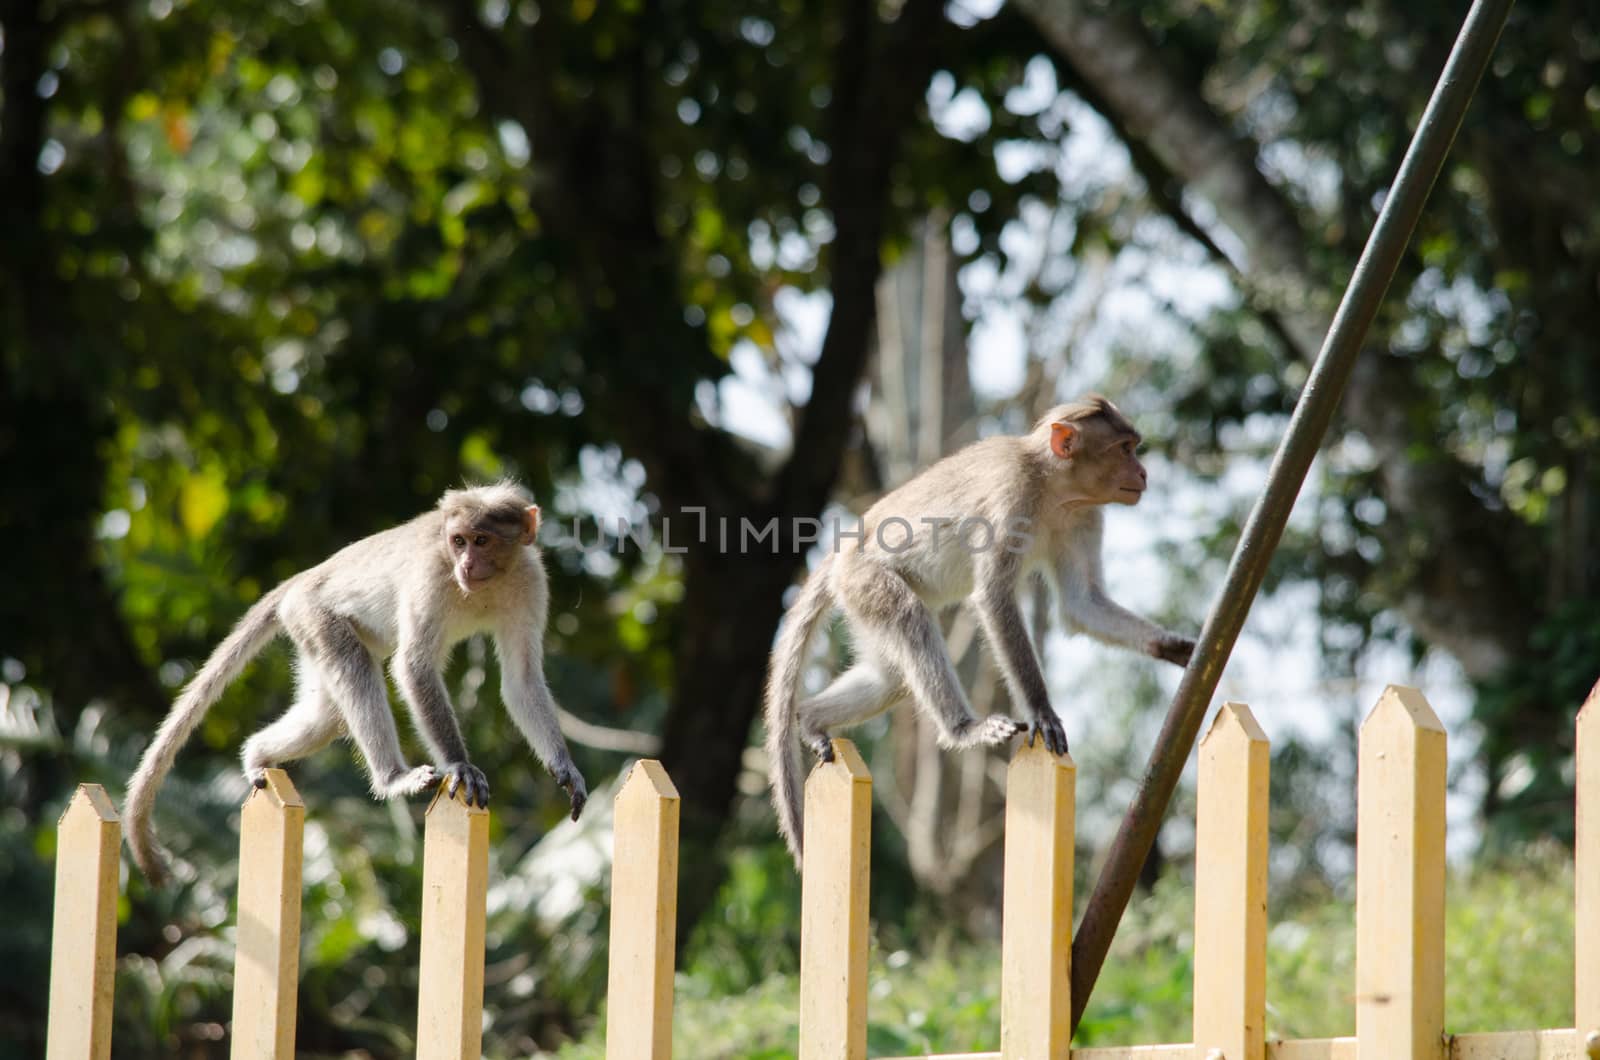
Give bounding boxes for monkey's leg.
[292,614,437,799]
[974,583,1070,756]
[795,662,905,763]
[241,675,343,785]
[844,573,1025,751]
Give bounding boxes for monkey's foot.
[1027,711,1070,757]
[973,714,1027,747]
[945,714,1027,750]
[554,763,588,821]
[379,764,439,799]
[440,762,490,808]
[801,732,835,763]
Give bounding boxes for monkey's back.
[279,516,444,656]
[840,435,1044,607]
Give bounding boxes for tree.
[1010,0,1599,827]
[1,0,1061,966]
[426,0,1072,928]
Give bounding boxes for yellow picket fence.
[45,760,683,1060]
[44,684,1600,1059]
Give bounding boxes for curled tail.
[125,581,291,884]
[762,553,835,868]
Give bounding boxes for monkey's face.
[1051,415,1148,506]
[1049,416,1152,505]
[444,517,519,593]
[1100,430,1148,506]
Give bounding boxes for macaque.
[764,394,1195,864]
[125,481,587,884]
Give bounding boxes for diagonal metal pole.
[1069,0,1516,1032]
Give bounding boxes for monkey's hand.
[441,762,491,808]
[1027,709,1069,757]
[1151,634,1196,668]
[555,764,588,821]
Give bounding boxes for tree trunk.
[437,0,950,938]
[0,0,167,723]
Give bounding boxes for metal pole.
[1069,0,1516,1032]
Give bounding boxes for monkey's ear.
[1050,422,1080,460]
[523,504,541,544]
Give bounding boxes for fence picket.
[1356,686,1446,1060]
[46,785,121,1060]
[416,785,490,1060]
[231,769,306,1060]
[1194,703,1270,1060]
[1578,683,1598,1045]
[799,738,872,1060]
[606,759,681,1060]
[1000,740,1075,1060]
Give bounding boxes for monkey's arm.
[1057,515,1194,666]
[974,553,1069,755]
[394,617,490,806]
[496,624,587,820]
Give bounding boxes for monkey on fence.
[124,481,588,885]
[763,394,1196,865]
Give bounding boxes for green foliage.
[1476,602,1600,844]
[681,843,804,994]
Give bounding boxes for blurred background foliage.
[2,0,1597,1055]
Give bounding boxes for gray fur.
[762,553,838,862]
[125,579,295,885]
[763,395,1194,868]
[123,482,587,885]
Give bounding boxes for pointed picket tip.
[1361,684,1446,736]
[425,780,490,818]
[1009,736,1077,774]
[1201,701,1269,749]
[617,759,680,805]
[1580,677,1600,723]
[809,738,871,787]
[61,784,119,828]
[1580,678,1598,761]
[247,768,304,810]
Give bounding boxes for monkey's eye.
[474,534,489,547]
[451,534,466,548]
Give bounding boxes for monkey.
[124,481,588,885]
[763,394,1195,864]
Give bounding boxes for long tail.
[762,553,835,868]
[125,580,292,884]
